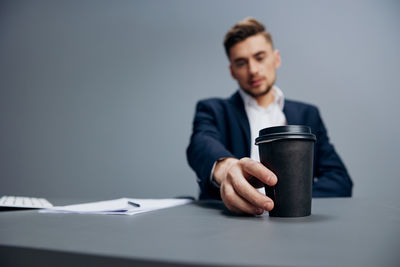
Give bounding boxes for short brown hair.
[223,17,273,58]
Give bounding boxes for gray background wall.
[1,0,399,200]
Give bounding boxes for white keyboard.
[0,195,53,210]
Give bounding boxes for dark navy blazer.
[186,91,353,200]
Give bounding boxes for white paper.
[39,198,193,215]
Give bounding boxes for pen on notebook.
[127,201,141,207]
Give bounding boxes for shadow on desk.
[195,200,266,219]
[194,200,249,217]
[194,200,333,222]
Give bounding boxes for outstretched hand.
[213,157,277,215]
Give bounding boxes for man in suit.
[186,18,352,215]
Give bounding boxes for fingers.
[220,158,276,215]
[239,158,277,186]
[221,182,265,215]
[226,165,273,211]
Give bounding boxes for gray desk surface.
[0,198,399,267]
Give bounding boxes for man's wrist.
[212,157,238,185]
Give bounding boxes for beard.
[248,84,273,98]
[242,78,275,98]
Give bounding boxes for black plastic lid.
[255,125,316,145]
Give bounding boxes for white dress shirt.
[238,86,287,162]
[210,86,287,194]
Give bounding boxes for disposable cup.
[255,125,316,217]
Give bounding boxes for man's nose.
[248,60,259,75]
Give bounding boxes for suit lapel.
[229,95,298,155]
[229,91,251,155]
[283,100,296,125]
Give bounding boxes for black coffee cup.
[255,125,316,217]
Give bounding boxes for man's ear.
[274,50,281,69]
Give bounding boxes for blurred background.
[1,0,399,200]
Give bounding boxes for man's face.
[229,34,281,98]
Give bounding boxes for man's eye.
[236,62,246,67]
[256,56,265,62]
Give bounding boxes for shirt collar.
[239,85,285,110]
